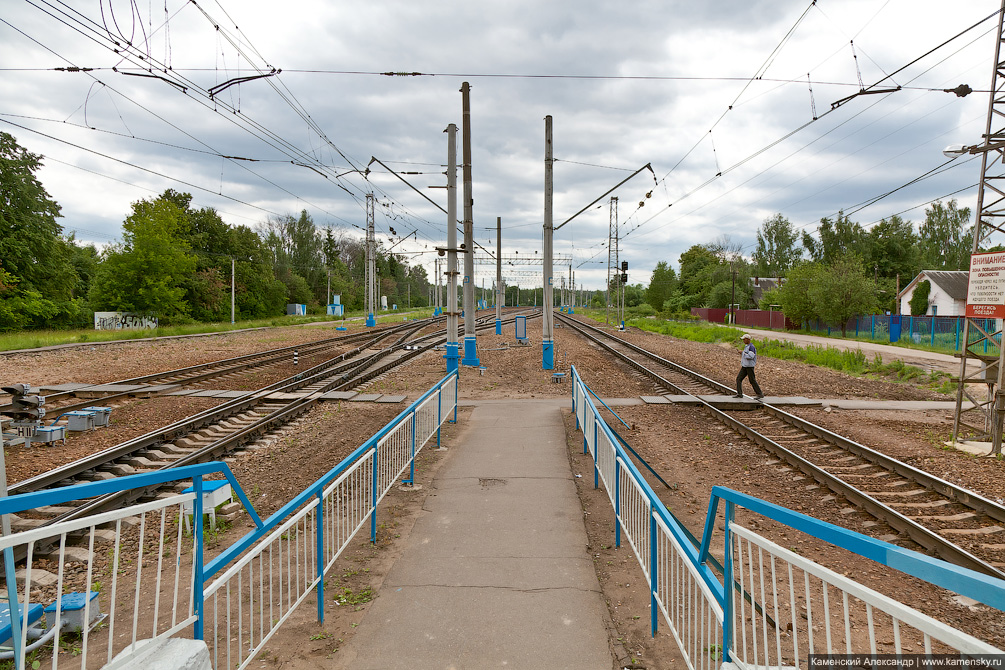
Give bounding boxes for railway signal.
[2,384,45,422]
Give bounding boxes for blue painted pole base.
[569,306,575,314]
[542,339,554,370]
[495,319,501,335]
[444,343,459,374]
[365,313,376,327]
[461,336,480,367]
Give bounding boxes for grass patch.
[0,308,435,353]
[617,316,951,391]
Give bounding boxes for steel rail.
[40,314,528,526]
[19,319,432,413]
[557,313,1005,580]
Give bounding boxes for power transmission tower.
[952,0,1005,455]
[365,193,376,327]
[607,196,618,325]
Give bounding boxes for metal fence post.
[370,449,379,543]
[614,461,621,548]
[649,509,658,637]
[722,499,735,662]
[316,491,324,623]
[193,475,205,640]
[452,372,458,423]
[593,420,599,489]
[407,411,417,485]
[436,387,442,449]
[573,372,580,431]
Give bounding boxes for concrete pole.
[445,124,460,373]
[231,257,235,324]
[461,82,480,367]
[543,115,555,369]
[496,216,502,334]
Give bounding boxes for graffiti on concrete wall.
[94,312,159,330]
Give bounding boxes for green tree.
[260,210,325,305]
[866,214,920,281]
[89,196,197,321]
[808,255,878,336]
[678,245,721,308]
[802,211,866,265]
[918,200,972,270]
[778,261,821,325]
[752,214,800,276]
[645,261,677,312]
[230,225,287,318]
[0,131,85,329]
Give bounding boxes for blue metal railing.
[0,369,459,669]
[570,365,1005,664]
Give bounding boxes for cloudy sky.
[1,1,998,291]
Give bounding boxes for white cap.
[741,333,751,340]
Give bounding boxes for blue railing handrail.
[204,369,459,580]
[0,462,263,528]
[571,365,725,602]
[698,486,1005,611]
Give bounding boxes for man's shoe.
[732,394,743,398]
[755,394,765,399]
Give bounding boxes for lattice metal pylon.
[952,0,1005,455]
[607,196,618,324]
[365,193,377,322]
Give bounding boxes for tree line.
[0,132,431,331]
[642,202,973,334]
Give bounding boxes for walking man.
[734,333,764,399]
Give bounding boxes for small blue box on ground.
[82,407,111,427]
[43,591,101,633]
[0,602,44,644]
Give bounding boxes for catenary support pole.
[543,115,555,370]
[496,216,502,334]
[461,82,480,366]
[231,257,235,325]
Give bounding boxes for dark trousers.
[736,366,762,396]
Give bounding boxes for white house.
[897,270,968,316]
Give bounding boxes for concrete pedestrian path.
[334,398,615,669]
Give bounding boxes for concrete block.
[102,464,136,477]
[110,637,211,670]
[15,568,58,587]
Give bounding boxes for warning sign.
[966,250,1005,318]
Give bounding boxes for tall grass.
[622,316,945,387]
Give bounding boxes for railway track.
[557,312,1005,580]
[3,318,438,418]
[6,311,535,551]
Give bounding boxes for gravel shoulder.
[2,315,1002,668]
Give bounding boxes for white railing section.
[616,455,651,581]
[570,365,1005,670]
[198,369,458,670]
[0,493,198,670]
[654,513,724,670]
[0,370,458,670]
[727,524,1001,669]
[204,501,319,670]
[572,365,725,670]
